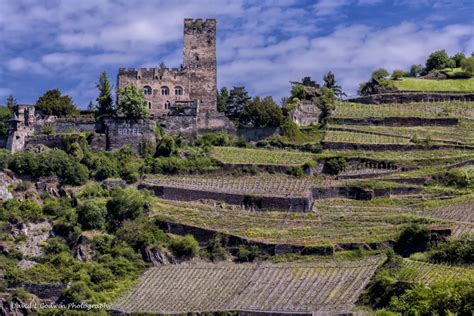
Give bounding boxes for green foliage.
[204,234,228,261]
[155,135,176,157]
[323,71,346,99]
[138,138,156,158]
[409,64,424,77]
[151,155,219,175]
[434,169,472,188]
[225,86,251,119]
[43,237,69,255]
[372,68,390,81]
[316,87,336,120]
[461,57,474,75]
[106,187,145,231]
[0,198,43,221]
[88,152,119,181]
[95,71,114,116]
[169,234,199,258]
[425,50,450,71]
[6,95,17,111]
[77,201,107,231]
[217,86,229,112]
[35,89,78,116]
[280,119,302,139]
[236,245,261,262]
[116,218,167,250]
[324,157,347,175]
[195,132,236,147]
[287,166,304,177]
[116,84,149,119]
[0,149,11,169]
[430,234,474,265]
[452,53,466,68]
[394,224,431,257]
[239,96,284,128]
[0,106,11,137]
[391,70,408,80]
[39,123,55,135]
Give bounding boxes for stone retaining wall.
[237,127,280,141]
[10,281,65,302]
[348,92,474,104]
[312,186,422,200]
[322,141,468,151]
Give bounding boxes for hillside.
[392,77,474,92]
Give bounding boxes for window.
[148,102,152,110]
[164,101,171,110]
[160,86,169,96]
[143,86,152,95]
[174,86,183,96]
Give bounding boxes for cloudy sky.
[0,0,473,107]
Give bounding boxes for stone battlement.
[118,67,184,76]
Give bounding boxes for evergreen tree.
[225,87,251,120]
[217,87,229,112]
[35,89,78,116]
[323,71,346,99]
[6,95,17,111]
[96,71,113,116]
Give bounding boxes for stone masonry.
[117,19,218,118]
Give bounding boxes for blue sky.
[0,0,473,108]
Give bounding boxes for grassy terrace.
[211,146,474,165]
[392,77,474,92]
[149,197,449,247]
[398,259,474,285]
[333,101,474,119]
[329,122,474,145]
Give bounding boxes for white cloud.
[6,57,48,75]
[313,0,351,16]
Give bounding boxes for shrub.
[280,119,302,139]
[195,133,234,147]
[155,135,176,157]
[40,123,55,135]
[324,157,347,175]
[63,281,93,303]
[205,234,228,261]
[461,57,474,75]
[394,224,431,257]
[43,237,69,255]
[391,70,407,80]
[116,219,167,250]
[169,234,199,258]
[106,187,145,231]
[9,151,39,176]
[91,154,119,180]
[0,149,11,170]
[287,166,304,177]
[429,235,473,265]
[434,169,472,188]
[236,245,260,262]
[77,201,107,231]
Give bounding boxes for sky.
[0,0,473,107]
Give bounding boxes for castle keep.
[118,19,218,117]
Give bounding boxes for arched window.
[164,101,171,110]
[160,86,169,96]
[174,86,183,96]
[148,102,152,110]
[143,86,152,95]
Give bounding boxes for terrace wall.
[329,117,459,126]
[348,92,474,104]
[321,141,469,151]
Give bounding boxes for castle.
[118,18,218,117]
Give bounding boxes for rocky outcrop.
[142,247,175,266]
[35,176,61,197]
[9,220,53,258]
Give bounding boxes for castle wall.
[117,67,191,117]
[104,118,156,151]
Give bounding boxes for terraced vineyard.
[333,101,474,119]
[111,256,384,314]
[145,174,317,197]
[210,146,315,165]
[423,200,474,236]
[324,130,410,144]
[150,197,447,247]
[398,259,474,285]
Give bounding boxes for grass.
[392,77,474,92]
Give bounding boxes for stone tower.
[183,18,217,113]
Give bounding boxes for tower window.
[160,86,169,95]
[175,86,183,96]
[143,86,152,95]
[164,101,171,110]
[148,102,152,109]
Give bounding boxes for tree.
[239,96,284,128]
[452,53,466,68]
[225,86,251,119]
[290,76,321,101]
[116,84,149,119]
[35,89,78,116]
[77,201,107,230]
[316,87,336,120]
[358,68,395,96]
[409,64,424,77]
[425,50,450,71]
[96,71,113,116]
[217,87,229,112]
[155,135,176,157]
[323,71,346,99]
[391,70,407,80]
[372,68,389,81]
[6,95,17,111]
[461,57,474,75]
[106,187,145,231]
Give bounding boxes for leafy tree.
[290,76,321,101]
[95,71,114,116]
[425,50,450,71]
[372,68,389,81]
[239,96,284,128]
[323,71,346,99]
[429,234,473,264]
[169,234,199,258]
[116,219,167,250]
[216,87,229,112]
[225,86,251,119]
[358,68,396,96]
[106,187,145,231]
[324,157,347,175]
[35,89,78,116]
[316,87,336,120]
[409,64,424,77]
[452,53,466,67]
[461,57,474,75]
[6,95,17,111]
[77,201,107,230]
[155,135,176,157]
[391,70,407,80]
[393,224,431,257]
[116,84,149,119]
[0,106,11,137]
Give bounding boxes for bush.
[169,234,199,258]
[280,119,302,139]
[155,135,176,157]
[106,188,145,231]
[77,201,107,231]
[205,234,228,261]
[324,157,347,175]
[287,166,304,177]
[195,133,234,147]
[430,235,473,265]
[0,149,11,170]
[91,154,119,180]
[236,245,260,262]
[394,224,431,257]
[116,219,167,250]
[391,70,407,80]
[43,237,69,255]
[434,169,472,188]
